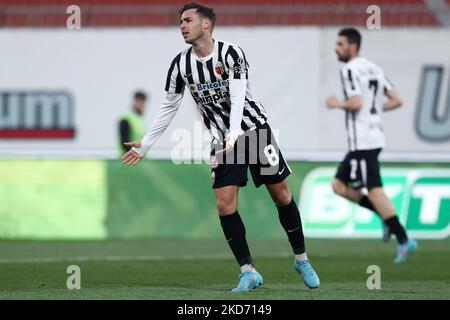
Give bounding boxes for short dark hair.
[134,91,147,100]
[179,2,216,30]
[338,28,362,51]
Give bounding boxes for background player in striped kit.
[121,2,319,291]
[326,28,417,264]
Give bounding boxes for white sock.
[240,264,256,273]
[295,253,308,262]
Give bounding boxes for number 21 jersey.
[339,56,393,151]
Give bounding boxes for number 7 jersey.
[339,56,393,151]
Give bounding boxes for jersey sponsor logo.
[189,80,229,93]
[0,90,75,139]
[192,89,230,105]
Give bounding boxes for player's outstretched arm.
[383,89,403,111]
[121,92,184,166]
[122,54,186,166]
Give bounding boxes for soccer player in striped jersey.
[121,2,319,291]
[326,28,417,263]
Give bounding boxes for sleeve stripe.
[227,46,240,65]
[237,47,249,80]
[165,53,183,93]
[175,57,184,93]
[226,45,247,80]
[340,69,349,99]
[347,69,355,90]
[238,46,249,68]
[218,41,224,65]
[164,59,176,92]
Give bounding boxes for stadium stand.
[0,0,447,27]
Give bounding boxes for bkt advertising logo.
[0,91,75,139]
[300,168,450,239]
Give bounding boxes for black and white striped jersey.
[340,57,393,151]
[165,39,268,142]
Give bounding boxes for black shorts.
[335,148,383,190]
[210,123,291,189]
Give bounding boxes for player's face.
[335,36,351,62]
[179,9,205,44]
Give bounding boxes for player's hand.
[121,141,143,166]
[215,136,234,156]
[326,96,340,109]
[214,129,242,156]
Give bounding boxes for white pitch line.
[0,252,292,264]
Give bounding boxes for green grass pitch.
[0,238,449,300]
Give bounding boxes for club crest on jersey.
[215,62,224,76]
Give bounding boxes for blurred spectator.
[118,91,147,155]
